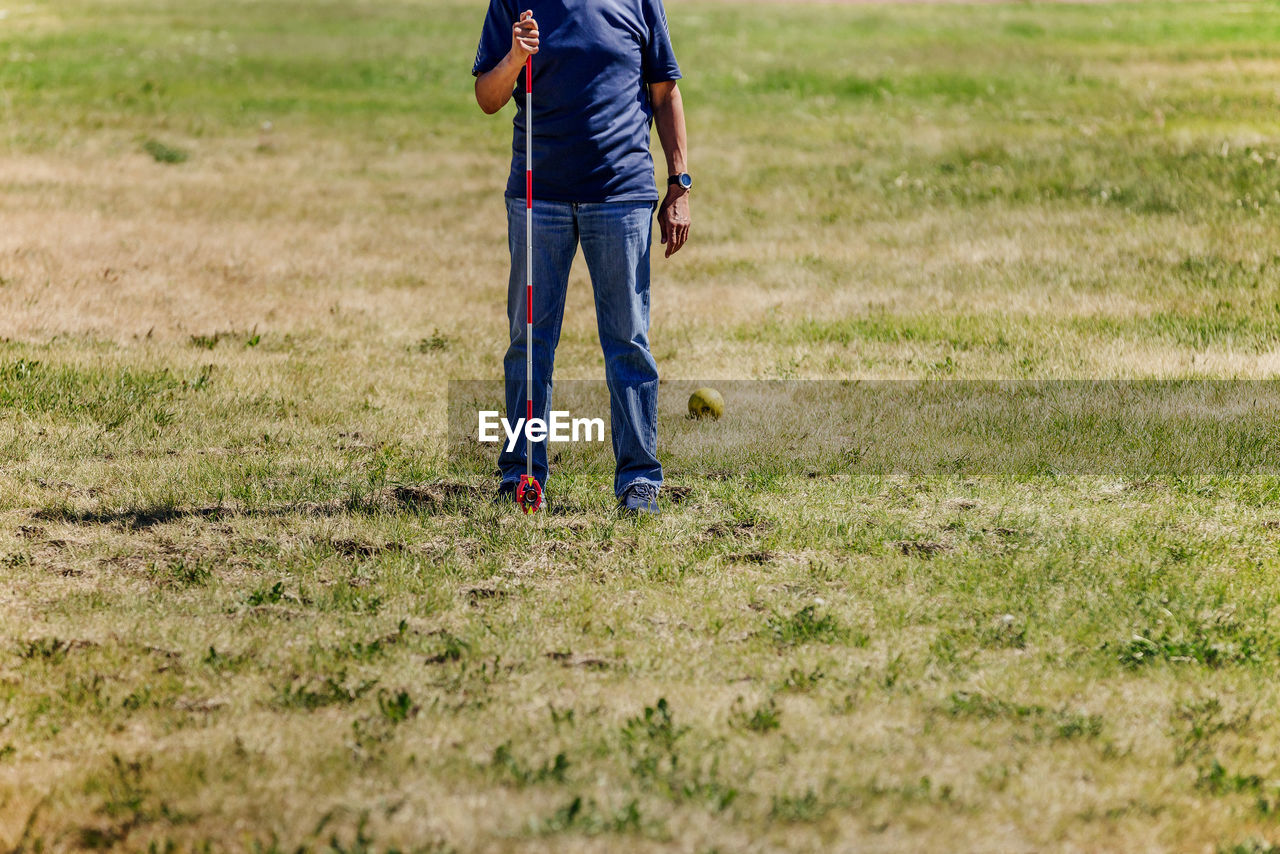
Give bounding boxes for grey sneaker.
[618,482,660,516]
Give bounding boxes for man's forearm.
[651,83,687,176]
[651,81,690,258]
[475,53,525,114]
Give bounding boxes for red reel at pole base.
[516,474,543,514]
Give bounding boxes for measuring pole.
[517,52,543,514]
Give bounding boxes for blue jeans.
[499,197,662,497]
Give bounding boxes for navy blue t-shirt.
[472,0,682,203]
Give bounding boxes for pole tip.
[516,474,543,514]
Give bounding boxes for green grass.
[5,0,1280,851]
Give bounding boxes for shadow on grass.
[34,483,489,529]
[35,503,240,529]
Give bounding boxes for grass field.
[5,0,1280,850]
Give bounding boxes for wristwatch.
[668,172,693,191]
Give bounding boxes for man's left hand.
[658,188,690,258]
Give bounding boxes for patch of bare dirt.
[703,519,771,542]
[545,651,614,670]
[391,483,483,511]
[895,539,951,557]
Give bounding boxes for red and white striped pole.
[517,53,543,514]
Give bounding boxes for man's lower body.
[498,197,662,505]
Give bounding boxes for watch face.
[679,173,693,189]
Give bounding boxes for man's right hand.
[475,10,539,113]
[511,11,539,62]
